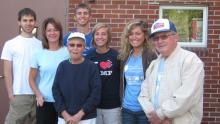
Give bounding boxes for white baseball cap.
[67,32,86,42]
[150,19,177,38]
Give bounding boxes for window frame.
[159,5,208,47]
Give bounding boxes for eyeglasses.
[68,43,83,48]
[151,34,176,42]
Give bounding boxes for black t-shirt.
[87,48,121,109]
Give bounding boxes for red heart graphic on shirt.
[100,61,112,70]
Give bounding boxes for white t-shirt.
[1,35,42,95]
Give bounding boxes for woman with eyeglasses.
[118,19,157,124]
[29,17,69,124]
[52,32,101,124]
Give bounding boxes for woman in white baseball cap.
[53,32,102,124]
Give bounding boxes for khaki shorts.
[4,95,36,124]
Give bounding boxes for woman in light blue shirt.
[29,17,69,124]
[118,19,157,124]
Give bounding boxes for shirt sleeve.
[63,32,71,46]
[138,61,155,117]
[52,63,67,115]
[156,54,204,119]
[1,42,12,61]
[30,51,39,69]
[81,64,102,114]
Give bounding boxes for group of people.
[1,2,204,124]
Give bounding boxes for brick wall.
[68,0,220,123]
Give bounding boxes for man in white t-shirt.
[1,8,42,124]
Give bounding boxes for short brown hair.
[18,8,36,21]
[75,3,91,14]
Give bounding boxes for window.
[160,6,208,47]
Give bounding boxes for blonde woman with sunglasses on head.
[118,19,157,124]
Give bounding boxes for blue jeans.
[122,108,150,124]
